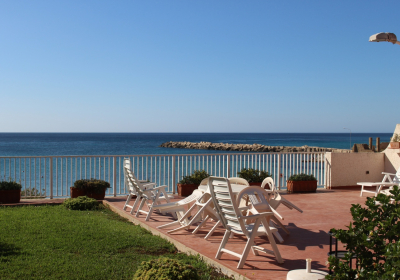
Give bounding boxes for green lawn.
[0,205,231,280]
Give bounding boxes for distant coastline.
[160,141,350,153]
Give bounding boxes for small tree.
[326,186,400,279]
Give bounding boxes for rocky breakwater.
[160,141,350,153]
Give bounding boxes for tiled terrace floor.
[104,189,370,280]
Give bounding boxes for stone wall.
[160,141,350,153]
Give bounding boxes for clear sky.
[0,1,399,133]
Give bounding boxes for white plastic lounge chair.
[165,187,219,235]
[208,176,283,268]
[123,158,173,212]
[123,158,158,212]
[262,177,303,213]
[358,168,400,197]
[125,168,173,221]
[228,177,249,186]
[157,189,205,230]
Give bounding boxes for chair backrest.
[125,167,145,197]
[261,177,276,192]
[228,177,249,186]
[199,177,209,186]
[208,176,247,234]
[123,158,132,192]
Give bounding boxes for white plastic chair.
[262,177,303,213]
[123,158,173,213]
[358,169,400,197]
[123,158,157,212]
[157,189,205,230]
[208,176,283,269]
[228,177,249,186]
[165,186,219,235]
[125,167,173,221]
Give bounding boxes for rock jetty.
[160,141,350,153]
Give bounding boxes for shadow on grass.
[0,242,22,261]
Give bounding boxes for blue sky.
[0,1,399,133]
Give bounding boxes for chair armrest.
[142,183,156,187]
[153,185,168,190]
[240,212,274,220]
[238,205,251,211]
[382,172,396,176]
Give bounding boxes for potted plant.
[70,178,110,200]
[286,173,317,193]
[177,170,209,197]
[389,133,400,149]
[237,168,272,188]
[0,181,22,204]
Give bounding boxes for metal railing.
[0,152,326,198]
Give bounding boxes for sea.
[0,132,392,156]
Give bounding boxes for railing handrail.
[0,151,326,159]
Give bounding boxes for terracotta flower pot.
[177,184,198,197]
[0,189,21,204]
[389,142,400,149]
[287,180,317,193]
[70,187,106,200]
[70,187,86,198]
[86,188,106,200]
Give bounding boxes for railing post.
[172,156,176,194]
[227,154,231,178]
[113,157,117,197]
[277,154,281,190]
[49,157,53,199]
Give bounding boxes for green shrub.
[178,170,209,185]
[133,257,199,280]
[326,186,400,279]
[0,181,22,191]
[287,173,316,181]
[63,196,101,210]
[237,168,271,183]
[73,178,110,193]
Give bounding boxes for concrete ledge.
[102,199,249,280]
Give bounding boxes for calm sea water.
[0,133,392,157]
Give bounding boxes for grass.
[0,205,232,280]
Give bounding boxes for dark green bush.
[237,168,271,183]
[63,196,101,210]
[133,257,199,280]
[0,181,22,191]
[73,178,110,192]
[326,186,400,279]
[287,173,316,181]
[178,170,209,185]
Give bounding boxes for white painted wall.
[325,152,384,188]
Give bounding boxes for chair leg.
[192,215,210,234]
[237,221,260,269]
[136,198,147,217]
[130,196,142,215]
[123,194,132,210]
[145,205,155,221]
[167,225,191,234]
[204,220,221,240]
[216,230,231,259]
[261,218,283,264]
[271,216,290,235]
[157,220,181,229]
